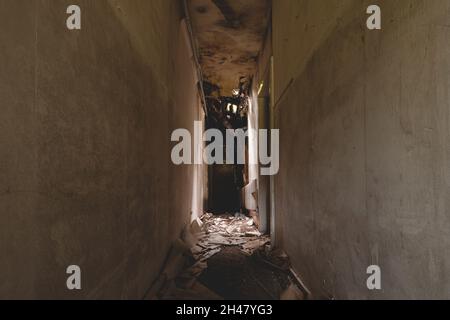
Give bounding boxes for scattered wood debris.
[241,237,271,255]
[147,212,306,300]
[199,212,268,255]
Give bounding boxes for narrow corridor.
[1,0,450,301]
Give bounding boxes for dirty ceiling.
[187,0,270,96]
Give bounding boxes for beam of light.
[257,81,264,96]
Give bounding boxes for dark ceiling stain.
[212,0,240,28]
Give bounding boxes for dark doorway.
[209,164,240,213]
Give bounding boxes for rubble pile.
[192,213,270,261]
[147,213,305,300]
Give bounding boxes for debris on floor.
[241,237,271,255]
[148,213,306,300]
[199,212,269,256]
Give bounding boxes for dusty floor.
[199,246,291,300]
[150,213,306,300]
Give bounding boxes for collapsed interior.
[1,0,450,300]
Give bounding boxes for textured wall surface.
[0,0,201,299]
[273,0,450,299]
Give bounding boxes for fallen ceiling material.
[147,213,307,300]
[193,213,270,261]
[205,78,250,131]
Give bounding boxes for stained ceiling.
[187,0,270,96]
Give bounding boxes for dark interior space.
[209,164,240,213]
[205,78,250,215]
[1,0,450,301]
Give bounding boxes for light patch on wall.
[257,82,264,96]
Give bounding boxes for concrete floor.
[199,246,291,300]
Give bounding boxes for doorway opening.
[205,78,252,217]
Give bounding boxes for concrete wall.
[0,0,202,299]
[252,26,272,234]
[169,20,206,224]
[273,0,450,299]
